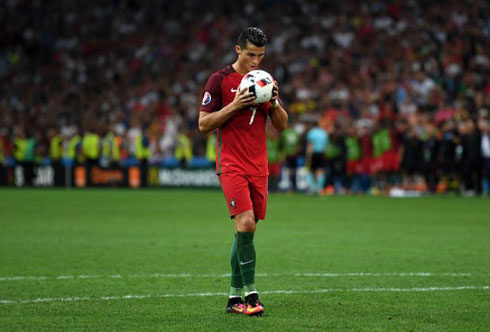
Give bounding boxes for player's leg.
[226,232,246,314]
[219,174,253,314]
[235,209,264,316]
[235,209,257,294]
[239,175,269,316]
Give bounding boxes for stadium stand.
[1,0,489,194]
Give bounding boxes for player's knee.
[236,212,256,232]
[241,218,256,232]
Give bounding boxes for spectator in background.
[357,121,374,193]
[48,127,64,185]
[266,123,282,192]
[345,124,362,194]
[135,126,151,187]
[439,120,460,193]
[371,121,392,191]
[459,119,482,196]
[305,118,328,194]
[174,128,193,167]
[82,124,101,186]
[0,127,9,185]
[305,119,328,195]
[66,127,83,166]
[422,122,441,193]
[205,133,217,164]
[400,126,423,190]
[24,129,37,186]
[280,119,301,192]
[480,116,490,195]
[13,127,33,186]
[325,126,347,194]
[101,124,122,168]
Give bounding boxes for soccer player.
[198,27,288,316]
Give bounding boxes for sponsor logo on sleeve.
[201,91,212,105]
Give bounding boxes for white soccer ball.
[239,69,274,104]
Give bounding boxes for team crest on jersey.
[201,91,212,105]
[230,198,237,209]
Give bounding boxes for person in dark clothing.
[400,126,424,189]
[459,119,482,195]
[439,120,459,193]
[479,118,490,195]
[326,128,347,193]
[423,123,440,193]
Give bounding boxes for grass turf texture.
[0,188,489,331]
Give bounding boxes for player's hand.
[271,80,279,102]
[270,80,280,108]
[232,87,255,110]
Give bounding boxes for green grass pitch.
[0,188,489,331]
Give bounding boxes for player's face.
[236,42,266,73]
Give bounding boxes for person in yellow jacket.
[175,128,193,167]
[205,133,217,163]
[14,128,28,163]
[135,126,151,187]
[48,127,64,186]
[102,128,121,168]
[14,127,36,186]
[82,131,100,161]
[65,129,83,165]
[82,127,101,186]
[49,129,62,162]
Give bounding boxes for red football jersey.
[200,65,271,176]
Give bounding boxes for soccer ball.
[239,70,274,104]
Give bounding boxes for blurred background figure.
[174,127,193,168]
[325,125,347,194]
[305,119,328,195]
[135,125,151,187]
[82,123,101,186]
[345,124,362,194]
[101,123,122,168]
[459,118,482,196]
[400,125,423,191]
[0,127,9,185]
[48,127,63,185]
[280,119,301,193]
[266,123,282,192]
[480,113,490,195]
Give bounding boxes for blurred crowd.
[1,0,490,194]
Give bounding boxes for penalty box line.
[0,285,489,305]
[0,272,476,282]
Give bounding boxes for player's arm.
[270,81,288,132]
[198,89,255,135]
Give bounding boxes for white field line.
[0,286,488,305]
[0,272,474,282]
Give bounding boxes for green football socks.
[236,231,257,295]
[230,234,243,296]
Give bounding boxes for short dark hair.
[237,27,267,49]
